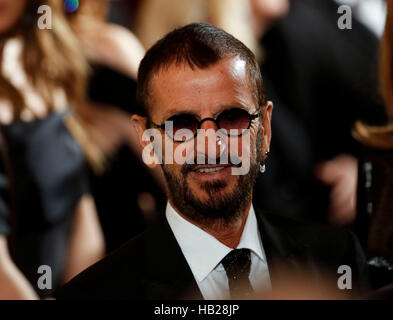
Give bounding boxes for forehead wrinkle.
[235,93,257,113]
[231,73,257,114]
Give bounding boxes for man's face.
[136,56,272,225]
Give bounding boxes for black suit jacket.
[55,207,369,299]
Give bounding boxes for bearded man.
[56,23,368,300]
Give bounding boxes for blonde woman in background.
[0,0,105,299]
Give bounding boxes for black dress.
[0,111,90,297]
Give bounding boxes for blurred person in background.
[248,0,393,294]
[0,0,105,299]
[66,0,166,253]
[252,0,387,229]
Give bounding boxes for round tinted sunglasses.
[151,108,259,142]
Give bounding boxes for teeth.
[196,167,225,174]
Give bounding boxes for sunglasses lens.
[218,108,251,135]
[167,114,198,141]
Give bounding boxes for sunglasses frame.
[151,108,260,142]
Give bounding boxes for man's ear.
[131,114,148,146]
[131,114,160,168]
[261,101,273,159]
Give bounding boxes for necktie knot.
[221,249,254,299]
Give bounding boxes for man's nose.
[197,119,225,160]
[200,118,218,132]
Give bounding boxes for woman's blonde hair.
[353,0,393,149]
[0,0,88,118]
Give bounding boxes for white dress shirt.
[166,202,271,300]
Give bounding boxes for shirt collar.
[166,202,265,283]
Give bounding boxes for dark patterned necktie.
[221,248,254,299]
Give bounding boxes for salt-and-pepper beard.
[162,126,263,227]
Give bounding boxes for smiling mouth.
[190,164,235,175]
[194,166,227,174]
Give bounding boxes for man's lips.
[191,164,232,174]
[188,164,234,181]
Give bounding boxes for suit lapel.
[141,214,203,299]
[255,207,309,290]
